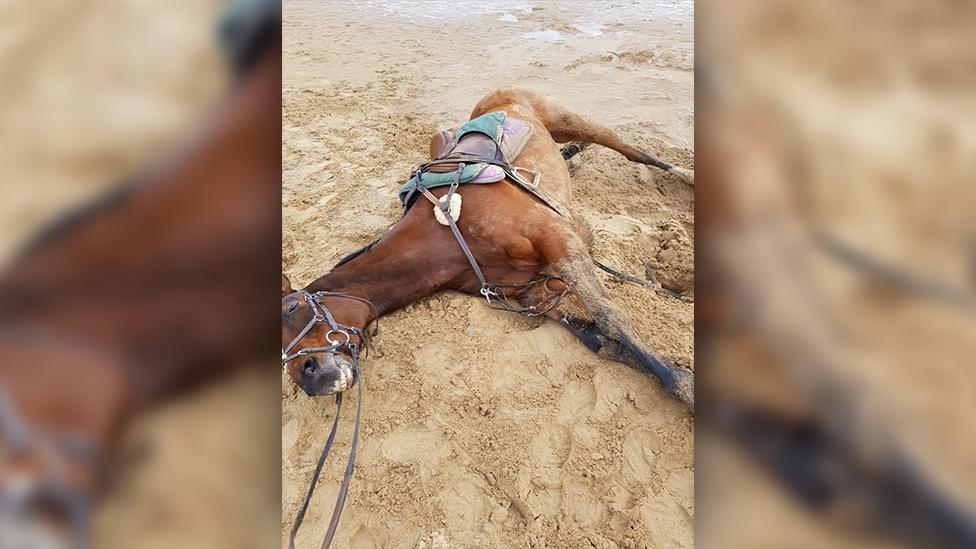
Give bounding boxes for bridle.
[281,290,376,365]
[0,384,100,549]
[281,290,377,549]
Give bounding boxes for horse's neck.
[304,265,401,326]
[0,44,282,405]
[305,228,449,327]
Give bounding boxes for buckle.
[480,285,497,303]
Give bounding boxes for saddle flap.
[498,116,534,161]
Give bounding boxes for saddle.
[426,130,495,173]
[398,112,570,218]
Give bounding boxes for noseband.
[282,290,377,549]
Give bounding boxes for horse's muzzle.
[299,354,357,396]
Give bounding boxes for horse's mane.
[13,174,148,261]
[331,236,383,271]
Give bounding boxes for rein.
[282,290,375,549]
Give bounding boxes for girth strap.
[414,163,490,295]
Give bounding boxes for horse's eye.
[285,301,299,314]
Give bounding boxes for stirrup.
[512,166,541,188]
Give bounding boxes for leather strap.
[286,370,363,549]
[411,168,567,315]
[322,373,362,548]
[282,291,373,549]
[414,176,490,294]
[288,393,343,549]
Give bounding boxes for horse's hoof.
[672,166,694,185]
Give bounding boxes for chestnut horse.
[0,10,279,546]
[281,88,695,410]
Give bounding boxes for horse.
[0,3,280,545]
[281,88,695,410]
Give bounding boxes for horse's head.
[281,275,361,397]
[0,337,129,548]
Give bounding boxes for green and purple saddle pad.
[397,112,534,205]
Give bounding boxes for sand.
[281,2,694,548]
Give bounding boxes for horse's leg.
[514,282,624,356]
[545,104,694,184]
[549,295,691,408]
[534,236,694,409]
[487,88,693,184]
[551,304,634,367]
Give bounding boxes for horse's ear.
[281,274,294,296]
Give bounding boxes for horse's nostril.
[303,357,317,375]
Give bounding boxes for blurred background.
[697,0,976,547]
[0,0,224,262]
[0,0,280,547]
